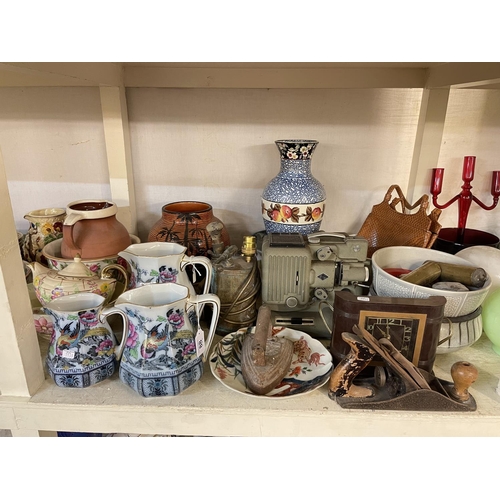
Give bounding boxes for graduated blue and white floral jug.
[45,293,128,388]
[118,241,212,295]
[113,282,220,397]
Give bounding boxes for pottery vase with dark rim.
[148,201,230,257]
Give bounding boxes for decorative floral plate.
[209,326,333,398]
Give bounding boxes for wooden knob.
[450,361,478,402]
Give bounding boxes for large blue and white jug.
[114,282,220,397]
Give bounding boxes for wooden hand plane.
[328,324,478,412]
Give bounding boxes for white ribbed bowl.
[371,246,491,317]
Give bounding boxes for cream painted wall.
[126,87,423,244]
[1,86,499,246]
[0,87,111,232]
[432,89,500,236]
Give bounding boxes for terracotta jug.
[61,200,130,260]
[148,201,230,257]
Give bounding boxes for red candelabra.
[430,156,500,244]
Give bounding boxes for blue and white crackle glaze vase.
[261,139,326,234]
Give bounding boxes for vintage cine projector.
[261,232,371,338]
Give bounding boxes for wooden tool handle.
[329,332,376,397]
[449,361,478,402]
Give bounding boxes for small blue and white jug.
[45,293,128,388]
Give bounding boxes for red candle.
[491,171,500,197]
[431,168,444,195]
[462,156,476,182]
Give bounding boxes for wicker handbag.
[357,185,442,258]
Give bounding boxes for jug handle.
[62,213,84,256]
[101,263,129,293]
[188,293,221,361]
[181,256,213,295]
[100,306,129,360]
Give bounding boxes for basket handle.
[385,185,429,212]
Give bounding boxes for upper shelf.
[1,62,500,89]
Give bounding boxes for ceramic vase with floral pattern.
[261,140,326,234]
[22,208,66,263]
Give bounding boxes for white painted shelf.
[1,62,499,89]
[1,334,500,437]
[1,62,500,437]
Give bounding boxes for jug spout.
[26,261,50,281]
[117,249,136,264]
